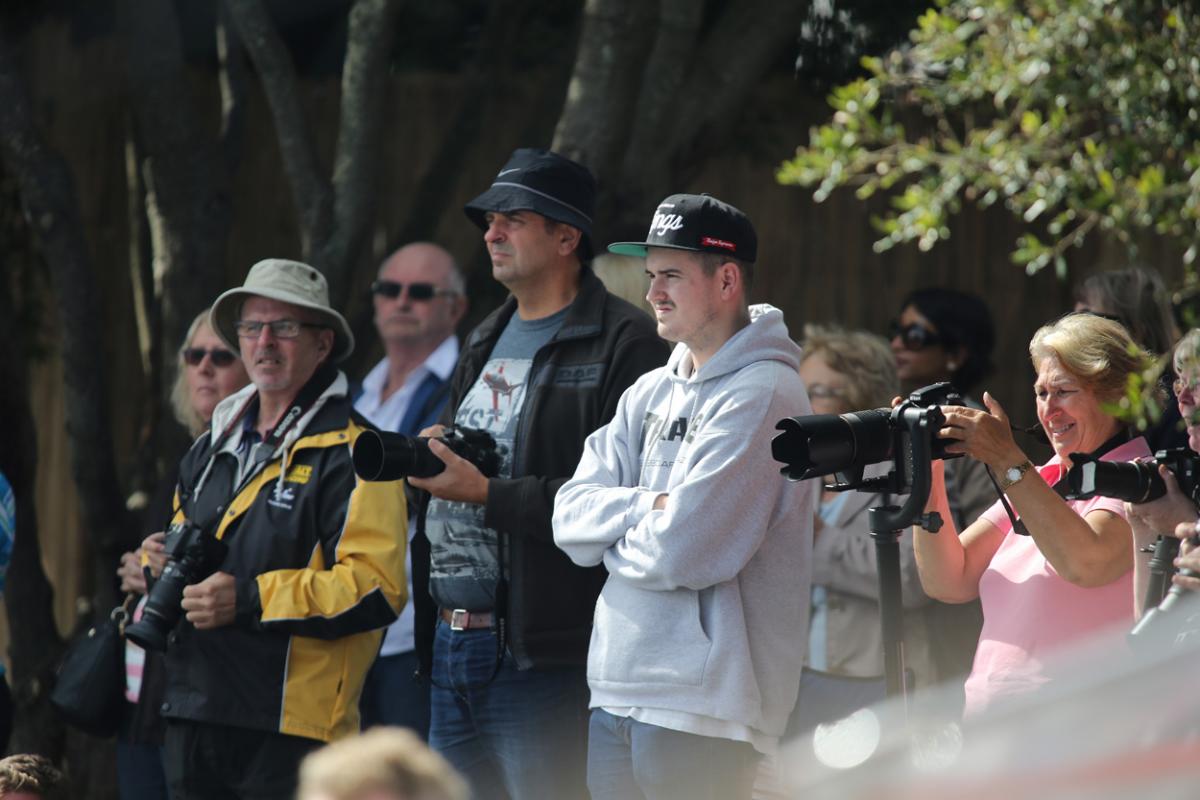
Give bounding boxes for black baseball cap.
[465,148,597,259]
[608,193,757,263]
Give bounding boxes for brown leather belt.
[440,608,494,631]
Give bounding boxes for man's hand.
[408,438,489,504]
[181,571,237,630]
[653,493,668,511]
[140,531,168,578]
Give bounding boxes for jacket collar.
[465,267,609,352]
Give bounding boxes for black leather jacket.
[413,268,669,671]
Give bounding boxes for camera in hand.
[124,520,229,652]
[1064,447,1200,505]
[771,382,964,493]
[352,425,503,482]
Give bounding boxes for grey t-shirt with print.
[426,307,567,611]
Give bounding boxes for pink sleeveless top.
[963,437,1150,716]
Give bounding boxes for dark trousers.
[163,719,321,800]
[359,650,431,739]
[428,622,590,800]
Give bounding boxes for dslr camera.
[1065,447,1200,505]
[353,425,504,482]
[124,519,229,652]
[772,382,964,494]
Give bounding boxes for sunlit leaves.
[779,0,1200,274]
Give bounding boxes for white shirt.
[354,335,458,656]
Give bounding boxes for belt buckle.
[449,609,469,631]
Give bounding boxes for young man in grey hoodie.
[553,194,815,799]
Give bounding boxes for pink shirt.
[963,437,1151,716]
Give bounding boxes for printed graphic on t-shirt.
[426,357,529,610]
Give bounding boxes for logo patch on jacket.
[285,464,313,485]
[268,482,297,510]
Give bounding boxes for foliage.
[778,0,1200,277]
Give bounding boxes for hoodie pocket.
[588,581,712,687]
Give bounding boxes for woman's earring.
[947,361,958,371]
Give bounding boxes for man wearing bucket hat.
[406,148,669,799]
[156,259,407,800]
[554,194,814,799]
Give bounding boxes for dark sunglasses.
[370,280,453,301]
[888,320,943,351]
[182,347,237,367]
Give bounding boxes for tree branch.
[224,0,333,256]
[551,0,656,172]
[118,0,233,360]
[608,0,703,235]
[321,0,400,308]
[674,0,806,160]
[217,1,249,173]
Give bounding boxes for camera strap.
[992,429,1132,536]
[199,364,338,480]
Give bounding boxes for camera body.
[124,519,229,652]
[352,425,504,482]
[772,381,964,494]
[1065,447,1200,505]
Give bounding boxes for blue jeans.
[359,650,431,740]
[587,709,760,800]
[428,621,589,800]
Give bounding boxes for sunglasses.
[183,347,237,367]
[370,280,454,301]
[888,320,943,351]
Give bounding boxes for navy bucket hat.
[464,148,597,260]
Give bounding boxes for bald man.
[356,242,468,737]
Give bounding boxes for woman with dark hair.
[1074,266,1185,452]
[888,287,998,713]
[890,288,996,396]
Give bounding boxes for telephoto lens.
[1065,456,1164,503]
[352,430,447,481]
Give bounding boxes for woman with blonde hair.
[798,325,939,688]
[115,308,248,800]
[914,313,1153,715]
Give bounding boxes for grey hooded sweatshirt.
[553,304,814,752]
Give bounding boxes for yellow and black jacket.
[161,374,406,742]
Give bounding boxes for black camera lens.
[352,430,447,481]
[124,562,190,652]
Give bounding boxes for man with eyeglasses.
[406,148,669,799]
[355,243,467,740]
[156,259,407,800]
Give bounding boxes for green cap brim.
[607,242,650,257]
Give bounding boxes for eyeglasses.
[370,281,455,301]
[806,384,846,401]
[182,347,237,367]
[1174,375,1200,398]
[888,320,942,351]
[234,319,327,339]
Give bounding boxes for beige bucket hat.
[210,259,355,362]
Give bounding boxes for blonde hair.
[297,728,468,800]
[801,324,899,410]
[0,753,68,800]
[168,309,217,437]
[1029,313,1153,401]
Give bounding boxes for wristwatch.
[997,459,1035,492]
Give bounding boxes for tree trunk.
[225,0,399,310]
[117,0,235,363]
[0,44,121,797]
[315,0,401,309]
